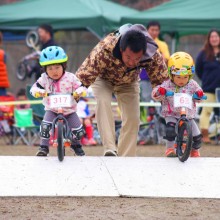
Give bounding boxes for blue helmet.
[39,46,68,66]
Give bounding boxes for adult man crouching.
[76,24,168,157]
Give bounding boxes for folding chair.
[13,108,40,145]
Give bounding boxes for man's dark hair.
[120,30,146,53]
[147,21,161,30]
[38,24,54,38]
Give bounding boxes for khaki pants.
[91,77,140,156]
[200,93,215,129]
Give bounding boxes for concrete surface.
[0,156,220,198]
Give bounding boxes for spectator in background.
[195,29,220,144]
[16,88,30,109]
[0,31,10,96]
[139,21,170,123]
[38,24,56,51]
[147,21,170,63]
[77,97,97,146]
[31,24,56,80]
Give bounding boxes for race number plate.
[173,93,192,109]
[49,94,72,108]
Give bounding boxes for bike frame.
[39,93,76,161]
[51,107,71,148]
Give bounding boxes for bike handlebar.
[165,91,174,97]
[192,93,207,100]
[164,90,207,100]
[34,91,87,99]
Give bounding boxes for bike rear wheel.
[176,120,192,162]
[57,121,65,162]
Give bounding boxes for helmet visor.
[169,65,194,76]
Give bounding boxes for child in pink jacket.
[30,46,86,157]
[152,52,205,157]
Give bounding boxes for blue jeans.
[0,88,7,96]
[140,80,152,102]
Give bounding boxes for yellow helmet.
[168,51,195,80]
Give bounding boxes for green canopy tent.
[0,0,137,38]
[121,0,220,51]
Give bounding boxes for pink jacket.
[30,72,81,115]
[152,79,203,119]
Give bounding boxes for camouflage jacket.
[76,24,168,88]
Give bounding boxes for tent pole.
[170,32,179,53]
[171,37,176,54]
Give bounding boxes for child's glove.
[152,87,166,101]
[193,90,207,102]
[34,89,46,98]
[195,90,204,98]
[157,87,166,96]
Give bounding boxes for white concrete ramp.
[0,156,220,198]
[104,157,220,198]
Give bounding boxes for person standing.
[147,21,170,63]
[76,24,168,157]
[195,29,220,144]
[37,24,56,51]
[139,21,170,123]
[31,24,56,80]
[0,31,10,96]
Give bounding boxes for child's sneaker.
[36,145,49,156]
[71,144,85,156]
[81,137,89,146]
[190,149,200,157]
[81,137,97,146]
[87,138,97,146]
[165,148,176,157]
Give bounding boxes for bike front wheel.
[57,121,65,162]
[176,120,192,162]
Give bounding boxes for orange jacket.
[0,49,10,88]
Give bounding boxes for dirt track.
[0,143,220,220]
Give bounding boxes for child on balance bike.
[30,46,86,156]
[152,52,205,158]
